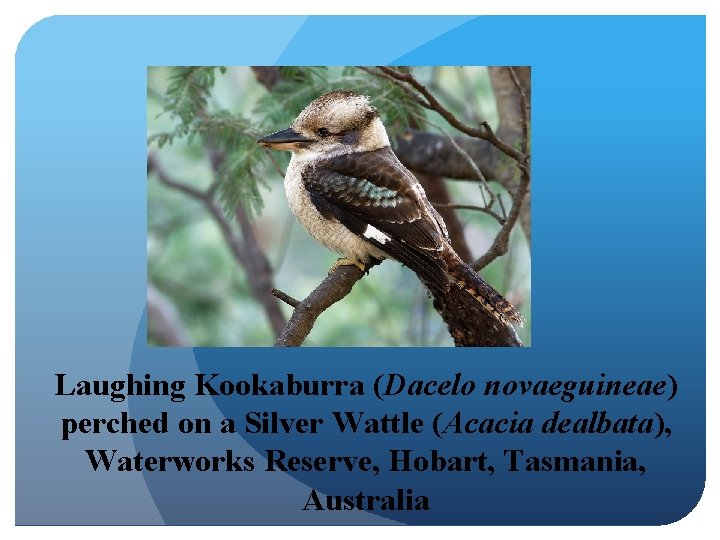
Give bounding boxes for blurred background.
[147,66,531,346]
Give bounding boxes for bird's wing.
[302,147,450,290]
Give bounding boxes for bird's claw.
[328,258,367,274]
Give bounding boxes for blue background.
[16,16,705,525]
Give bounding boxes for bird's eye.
[317,128,330,138]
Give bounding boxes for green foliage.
[163,66,226,124]
[149,67,269,217]
[148,67,227,148]
[190,111,256,148]
[279,66,329,84]
[215,132,269,217]
[147,122,188,149]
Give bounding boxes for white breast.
[284,154,388,264]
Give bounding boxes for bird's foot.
[328,257,367,274]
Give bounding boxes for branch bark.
[472,165,530,271]
[274,264,371,347]
[489,66,531,245]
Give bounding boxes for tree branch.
[274,263,374,347]
[469,66,531,269]
[377,66,528,171]
[507,66,530,156]
[412,112,508,226]
[431,202,505,224]
[489,66,531,246]
[271,288,300,308]
[471,166,530,271]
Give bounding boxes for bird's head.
[257,90,390,156]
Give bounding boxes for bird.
[257,90,524,327]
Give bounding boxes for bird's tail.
[446,254,525,327]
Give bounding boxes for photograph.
[147,66,531,347]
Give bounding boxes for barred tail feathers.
[446,256,525,327]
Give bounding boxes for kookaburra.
[257,90,524,327]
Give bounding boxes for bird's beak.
[256,127,312,150]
